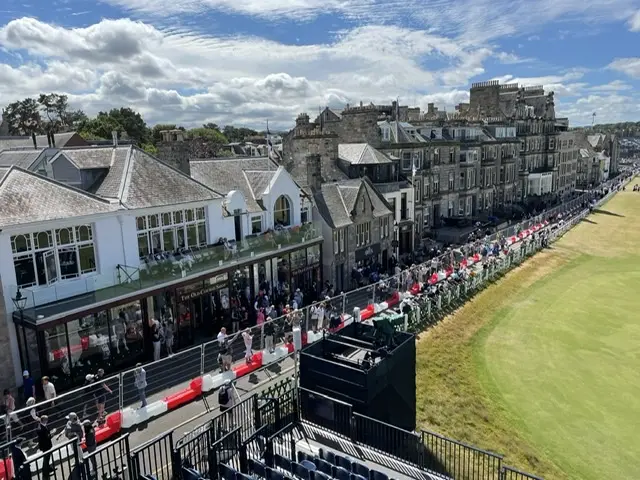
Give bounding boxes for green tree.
[222,125,258,143]
[188,127,229,158]
[141,143,158,155]
[78,113,124,140]
[4,98,42,135]
[202,122,220,131]
[105,108,150,144]
[38,93,70,132]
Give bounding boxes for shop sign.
[355,243,380,262]
[178,275,228,302]
[292,263,319,275]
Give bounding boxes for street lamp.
[12,289,28,313]
[393,221,399,261]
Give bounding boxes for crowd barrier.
[0,174,630,478]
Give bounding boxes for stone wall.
[0,285,18,391]
[337,106,381,146]
[469,81,501,117]
[157,140,191,175]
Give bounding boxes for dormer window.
[382,128,390,141]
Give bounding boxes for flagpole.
[266,120,272,230]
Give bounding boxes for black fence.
[499,466,544,480]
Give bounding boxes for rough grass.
[416,190,640,480]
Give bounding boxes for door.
[234,210,242,242]
[43,250,58,285]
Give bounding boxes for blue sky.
[0,0,638,128]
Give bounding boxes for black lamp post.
[393,221,399,260]
[12,289,28,316]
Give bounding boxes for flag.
[266,121,273,159]
[412,152,418,178]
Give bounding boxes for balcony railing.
[12,223,323,323]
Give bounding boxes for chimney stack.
[111,130,118,148]
[31,132,37,149]
[305,153,322,191]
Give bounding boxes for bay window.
[136,207,206,258]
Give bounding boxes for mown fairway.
[417,188,640,480]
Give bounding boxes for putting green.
[478,191,640,480]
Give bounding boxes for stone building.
[558,131,581,198]
[467,81,560,205]
[304,154,394,292]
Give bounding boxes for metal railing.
[1,175,629,460]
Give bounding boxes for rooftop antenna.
[592,112,596,126]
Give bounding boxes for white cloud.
[628,9,640,31]
[588,80,632,92]
[607,57,640,78]
[0,17,499,128]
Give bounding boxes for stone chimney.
[305,153,322,191]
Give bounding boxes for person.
[42,377,56,407]
[3,389,22,430]
[263,318,275,353]
[217,380,235,433]
[93,369,112,423]
[134,363,147,408]
[83,420,98,474]
[22,371,35,404]
[149,318,162,361]
[242,329,253,364]
[220,337,233,372]
[10,437,28,477]
[163,317,175,356]
[37,415,53,478]
[60,412,84,444]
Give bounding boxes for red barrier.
[233,352,263,377]
[164,388,198,410]
[95,425,119,444]
[189,377,203,396]
[387,291,401,307]
[0,458,13,480]
[106,411,122,430]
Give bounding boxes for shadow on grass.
[593,208,625,218]
[583,218,598,225]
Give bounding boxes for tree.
[38,93,70,132]
[78,113,124,141]
[222,125,258,143]
[4,98,42,135]
[141,143,158,155]
[106,108,150,145]
[202,122,220,131]
[188,127,228,158]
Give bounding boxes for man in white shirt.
[42,376,56,406]
[217,327,227,345]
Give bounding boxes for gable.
[50,153,81,185]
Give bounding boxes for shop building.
[0,145,321,392]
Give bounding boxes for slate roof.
[53,147,122,169]
[377,120,428,144]
[0,150,45,169]
[338,144,393,165]
[0,132,81,151]
[313,177,392,228]
[190,157,279,213]
[0,167,118,228]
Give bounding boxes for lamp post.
[393,221,399,261]
[12,289,28,319]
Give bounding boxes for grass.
[416,190,640,480]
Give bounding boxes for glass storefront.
[13,242,321,390]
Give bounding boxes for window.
[520,140,525,152]
[433,148,440,164]
[251,216,262,234]
[136,207,206,259]
[449,149,455,163]
[333,231,339,253]
[301,206,310,224]
[447,201,454,217]
[459,171,465,189]
[433,176,440,194]
[414,180,422,202]
[458,198,464,216]
[569,139,574,148]
[12,225,96,288]
[401,152,412,170]
[382,128,390,141]
[424,208,430,228]
[424,178,430,198]
[466,196,472,216]
[448,172,454,191]
[500,166,505,183]
[379,217,390,239]
[467,169,474,189]
[412,151,422,171]
[274,195,292,226]
[549,138,555,150]
[355,222,371,247]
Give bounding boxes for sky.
[0,0,639,130]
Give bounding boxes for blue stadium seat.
[334,455,352,471]
[351,461,369,478]
[332,465,351,480]
[311,472,331,480]
[314,458,333,475]
[297,451,314,464]
[275,454,293,473]
[267,467,285,480]
[292,461,312,479]
[318,448,335,465]
[249,459,268,478]
[219,464,238,480]
[349,474,367,480]
[181,468,201,480]
[369,470,389,480]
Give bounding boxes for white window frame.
[448,172,455,191]
[401,152,412,170]
[251,216,262,234]
[11,225,97,288]
[136,207,206,259]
